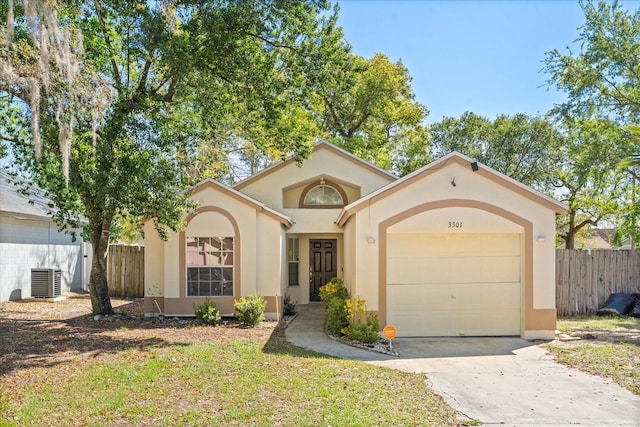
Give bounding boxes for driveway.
[286,304,640,426]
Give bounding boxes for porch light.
[366,236,376,244]
[536,235,546,242]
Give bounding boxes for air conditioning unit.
[31,268,62,298]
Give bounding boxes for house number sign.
[448,221,463,228]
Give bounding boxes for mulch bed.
[0,293,279,377]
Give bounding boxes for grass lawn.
[544,316,640,395]
[0,297,460,426]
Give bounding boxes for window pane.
[222,252,233,265]
[188,268,198,281]
[198,237,210,252]
[187,281,198,296]
[186,239,199,266]
[211,237,223,251]
[207,251,223,266]
[222,281,233,296]
[199,282,211,296]
[304,185,343,206]
[223,237,233,251]
[288,262,299,286]
[222,267,233,281]
[211,282,221,296]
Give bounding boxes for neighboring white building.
[0,170,90,301]
[144,142,567,339]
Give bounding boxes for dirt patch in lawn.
[545,318,640,395]
[0,293,278,377]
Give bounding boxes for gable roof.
[189,178,293,228]
[0,170,57,221]
[233,140,397,191]
[336,151,568,227]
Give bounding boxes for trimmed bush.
[283,294,297,316]
[234,294,267,327]
[319,278,349,306]
[342,313,379,344]
[326,296,349,334]
[194,299,221,326]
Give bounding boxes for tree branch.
[93,0,122,90]
[241,31,299,52]
[573,218,598,234]
[1,134,20,143]
[136,59,152,96]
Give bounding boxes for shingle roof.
[0,170,56,221]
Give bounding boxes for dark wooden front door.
[309,239,337,301]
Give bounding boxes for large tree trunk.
[88,214,114,315]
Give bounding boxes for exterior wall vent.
[31,268,62,298]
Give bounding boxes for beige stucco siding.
[346,160,560,338]
[282,209,343,234]
[255,212,284,297]
[144,182,288,317]
[239,147,394,209]
[143,221,165,298]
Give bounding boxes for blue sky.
[335,1,634,123]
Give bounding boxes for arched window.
[303,184,344,206]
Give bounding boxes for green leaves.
[544,1,640,123]
[429,112,563,191]
[316,53,428,169]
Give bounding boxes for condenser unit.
[31,268,62,298]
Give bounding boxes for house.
[0,170,91,301]
[571,228,633,250]
[144,141,566,339]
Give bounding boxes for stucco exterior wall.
[281,209,343,234]
[0,216,85,301]
[144,182,287,318]
[238,146,394,209]
[348,160,560,338]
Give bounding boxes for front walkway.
[285,303,640,426]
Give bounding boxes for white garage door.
[387,233,521,337]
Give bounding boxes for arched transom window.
[304,185,343,206]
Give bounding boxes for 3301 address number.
[448,221,463,228]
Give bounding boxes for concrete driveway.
[372,337,640,426]
[286,304,640,426]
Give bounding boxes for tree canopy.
[545,0,639,248]
[1,0,337,314]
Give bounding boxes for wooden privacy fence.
[556,249,640,316]
[107,244,144,298]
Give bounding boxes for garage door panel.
[388,283,519,312]
[386,233,522,337]
[388,256,520,285]
[388,233,520,257]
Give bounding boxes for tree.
[1,0,335,314]
[428,112,564,191]
[314,52,429,170]
[553,119,630,249]
[544,0,640,248]
[544,0,640,123]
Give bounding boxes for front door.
[309,239,337,301]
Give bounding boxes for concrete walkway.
[285,303,640,426]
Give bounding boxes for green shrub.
[194,299,221,326]
[326,296,349,334]
[319,278,349,305]
[283,294,297,316]
[342,313,379,344]
[234,294,267,327]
